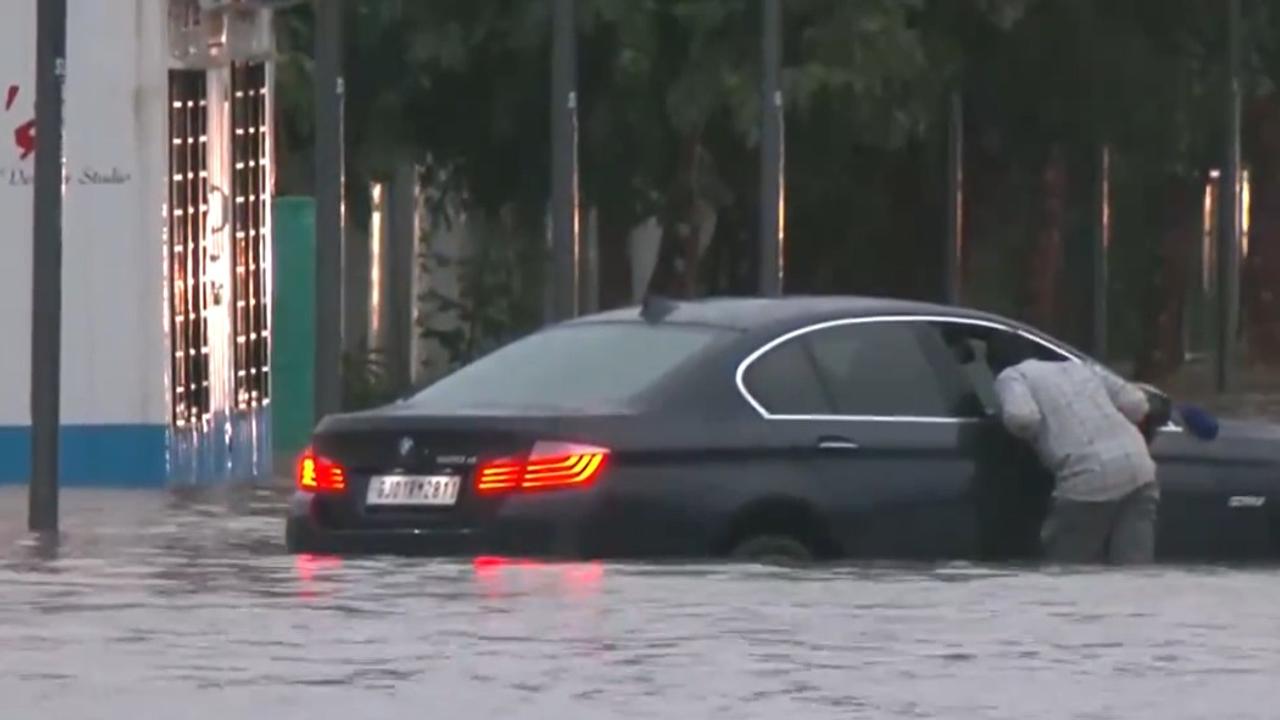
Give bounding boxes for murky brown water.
[1,487,1279,719]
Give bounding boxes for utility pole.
[758,0,784,296]
[29,0,67,534]
[314,0,345,421]
[1216,0,1242,393]
[943,89,963,305]
[550,0,579,321]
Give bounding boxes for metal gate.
[167,69,211,426]
[230,61,270,411]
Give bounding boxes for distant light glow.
[1241,168,1251,259]
[369,183,385,342]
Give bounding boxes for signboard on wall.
[2,82,134,188]
[0,0,165,427]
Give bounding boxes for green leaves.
[272,0,1269,350]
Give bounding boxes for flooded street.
[1,488,1278,719]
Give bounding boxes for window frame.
[735,314,1081,423]
[925,320,1075,419]
[737,330,838,417]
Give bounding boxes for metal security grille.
[230,61,271,409]
[168,69,211,426]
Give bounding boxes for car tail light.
[476,441,609,495]
[297,445,347,494]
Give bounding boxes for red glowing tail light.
[476,441,609,494]
[296,445,347,493]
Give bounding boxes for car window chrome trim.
[768,414,983,424]
[735,313,1083,422]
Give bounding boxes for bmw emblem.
[398,436,414,458]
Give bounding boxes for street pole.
[580,207,599,314]
[550,0,579,321]
[759,0,784,296]
[29,0,67,534]
[314,0,345,421]
[943,89,963,305]
[1215,0,1242,393]
[386,161,416,392]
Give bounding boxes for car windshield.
[407,322,731,412]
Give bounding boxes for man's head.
[985,331,1031,374]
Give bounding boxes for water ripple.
[2,487,1280,719]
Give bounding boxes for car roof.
[570,294,1018,334]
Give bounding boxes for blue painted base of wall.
[0,424,168,487]
[0,407,271,488]
[170,407,272,488]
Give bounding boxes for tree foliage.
[275,0,1280,382]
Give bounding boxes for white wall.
[0,0,168,426]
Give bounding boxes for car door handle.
[817,436,860,451]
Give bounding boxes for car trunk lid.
[306,410,622,530]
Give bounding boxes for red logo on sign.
[6,84,36,160]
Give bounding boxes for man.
[989,337,1159,565]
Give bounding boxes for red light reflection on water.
[471,555,604,599]
[294,553,343,600]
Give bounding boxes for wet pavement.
[1,486,1279,719]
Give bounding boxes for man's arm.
[994,369,1041,441]
[1094,366,1149,425]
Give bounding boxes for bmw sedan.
[285,296,1280,563]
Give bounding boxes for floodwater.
[1,487,1279,719]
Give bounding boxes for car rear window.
[408,322,730,411]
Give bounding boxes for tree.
[272,0,1280,387]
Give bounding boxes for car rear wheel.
[730,534,814,566]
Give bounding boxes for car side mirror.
[1136,383,1173,429]
[1132,383,1172,443]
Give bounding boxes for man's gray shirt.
[994,359,1156,502]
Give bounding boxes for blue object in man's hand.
[1178,404,1220,441]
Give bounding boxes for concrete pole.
[758,0,784,296]
[1215,0,1242,393]
[314,0,345,420]
[29,0,67,533]
[550,0,579,321]
[580,206,599,314]
[943,89,964,305]
[385,161,417,392]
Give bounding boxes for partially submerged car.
[286,296,1279,563]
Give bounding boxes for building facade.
[0,0,276,487]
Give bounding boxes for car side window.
[802,322,958,417]
[932,322,1072,415]
[741,336,834,415]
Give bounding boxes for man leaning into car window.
[990,337,1158,565]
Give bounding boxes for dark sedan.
[285,296,1280,563]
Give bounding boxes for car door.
[1145,423,1277,561]
[928,319,1241,562]
[924,320,1063,560]
[739,318,985,560]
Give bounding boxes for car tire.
[730,535,814,565]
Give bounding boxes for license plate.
[366,474,461,507]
